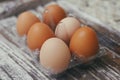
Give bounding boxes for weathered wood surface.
[0,1,120,80]
[0,0,54,20]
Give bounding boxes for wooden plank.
[0,17,34,58]
[0,0,54,20]
[0,68,12,80]
[0,0,14,2]
[0,42,33,80]
[0,1,120,80]
[64,55,120,80]
[0,11,119,80]
[0,35,50,80]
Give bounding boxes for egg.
[43,4,66,30]
[40,38,71,74]
[70,26,99,60]
[17,11,40,36]
[55,17,80,44]
[27,22,54,50]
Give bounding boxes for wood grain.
[0,1,120,80]
[0,0,54,20]
[0,14,119,80]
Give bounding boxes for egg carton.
[35,1,107,75]
[0,0,119,78]
[0,18,106,78]
[0,2,107,77]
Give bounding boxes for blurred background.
[0,0,120,31]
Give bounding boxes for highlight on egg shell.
[70,26,99,61]
[16,11,40,36]
[42,4,66,31]
[40,38,71,74]
[27,22,54,50]
[55,17,81,44]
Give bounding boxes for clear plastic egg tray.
[0,0,106,75]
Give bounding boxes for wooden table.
[0,0,120,80]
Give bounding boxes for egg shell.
[40,38,71,74]
[17,11,40,36]
[70,26,99,59]
[27,22,54,50]
[43,4,66,30]
[55,17,80,44]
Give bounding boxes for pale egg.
[40,38,71,74]
[55,17,80,44]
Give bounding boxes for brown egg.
[17,11,40,36]
[70,26,99,60]
[43,4,66,30]
[55,17,80,44]
[27,22,54,50]
[40,38,71,74]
